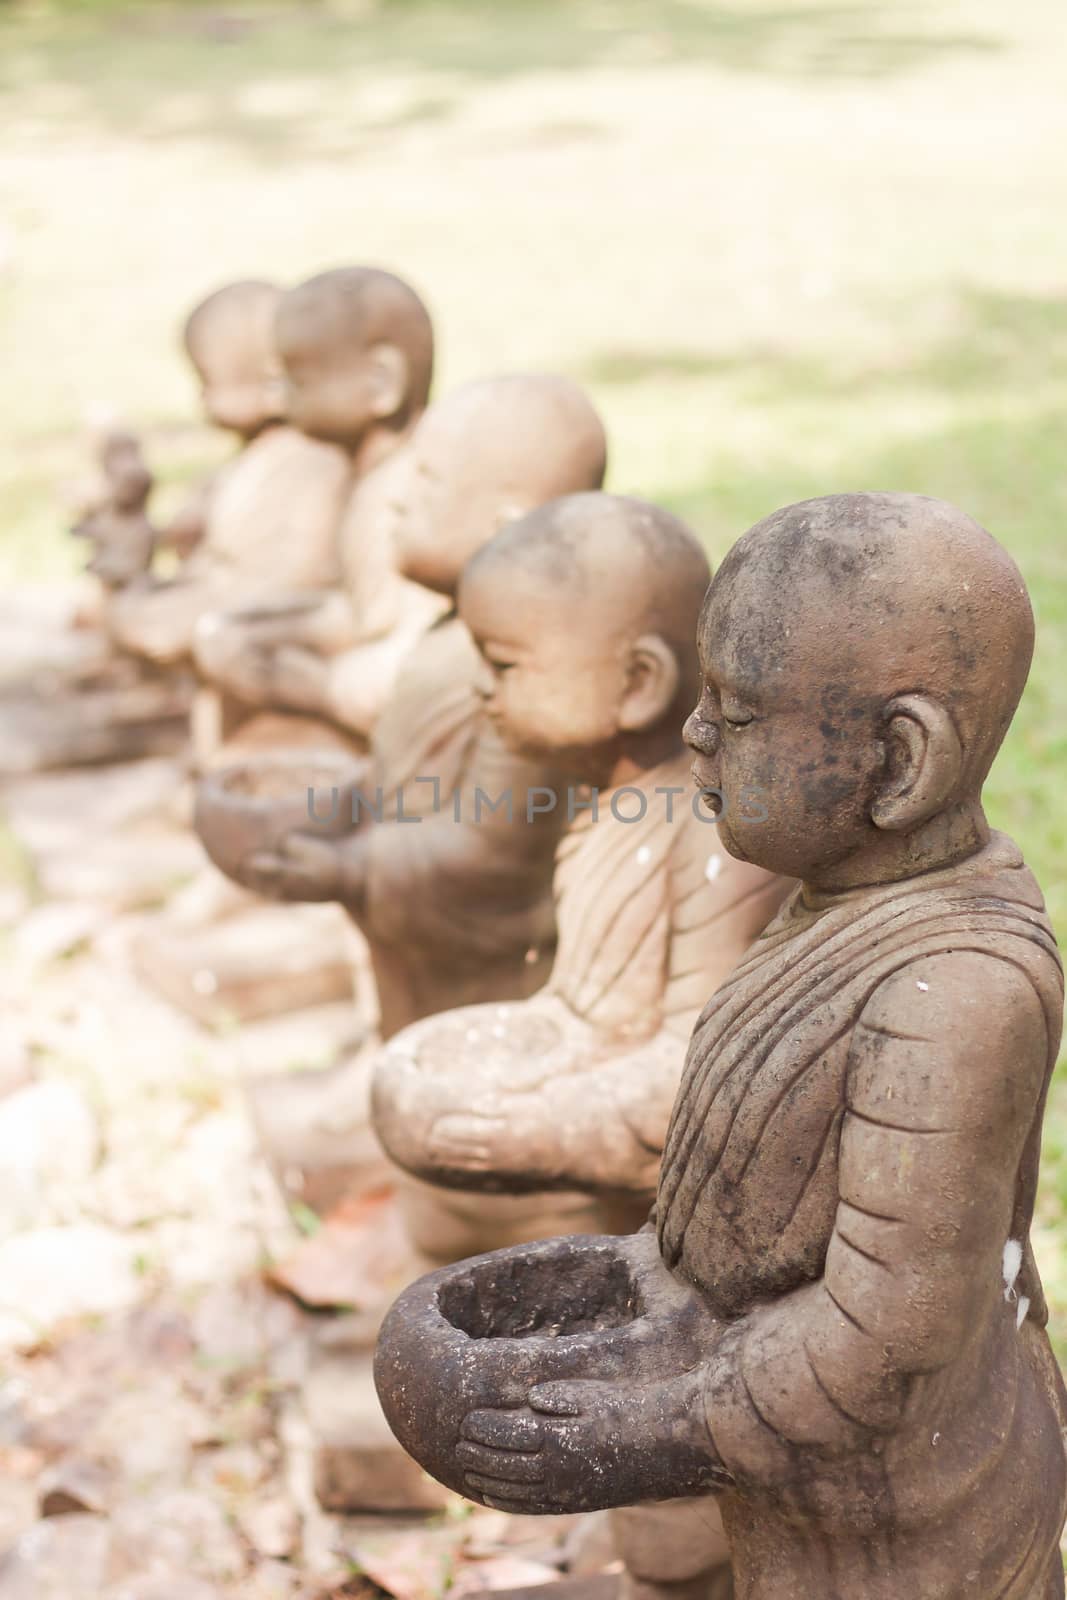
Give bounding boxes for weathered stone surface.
[194,377,612,1220]
[375,493,1067,1600]
[369,492,784,1264]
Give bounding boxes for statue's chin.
[714,818,749,863]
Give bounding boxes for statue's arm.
[345,567,446,648]
[192,591,357,709]
[155,478,213,560]
[107,572,220,663]
[361,735,563,944]
[374,843,785,1193]
[702,950,1048,1486]
[322,622,429,737]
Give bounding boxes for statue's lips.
[690,760,722,812]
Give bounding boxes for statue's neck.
[802,798,990,901]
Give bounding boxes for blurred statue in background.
[107,276,356,676]
[70,425,156,590]
[186,265,439,752]
[2,278,312,774]
[196,375,611,1205]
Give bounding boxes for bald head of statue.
[183,278,283,439]
[684,491,1034,884]
[459,491,710,766]
[274,266,434,450]
[393,373,608,595]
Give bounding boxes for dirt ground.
[0,735,602,1599]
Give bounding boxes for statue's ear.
[366,343,409,419]
[618,634,680,733]
[870,693,963,831]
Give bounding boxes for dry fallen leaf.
[349,1526,470,1600]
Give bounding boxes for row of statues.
[47,266,1067,1597]
[64,269,437,763]
[378,491,1067,1600]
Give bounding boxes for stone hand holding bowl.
[194,750,365,892]
[374,1230,717,1499]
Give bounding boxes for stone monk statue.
[70,425,156,591]
[376,492,1067,1600]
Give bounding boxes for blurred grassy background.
[2,0,1066,1328]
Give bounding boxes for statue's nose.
[683,712,720,757]
[473,658,495,701]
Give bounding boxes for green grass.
[2,0,1067,1329]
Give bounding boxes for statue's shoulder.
[861,945,1045,1032]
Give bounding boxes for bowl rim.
[197,749,365,815]
[429,1239,644,1346]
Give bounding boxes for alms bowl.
[374,1233,699,1497]
[194,750,363,888]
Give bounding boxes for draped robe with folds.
[657,834,1067,1600]
[360,615,569,1036]
[544,755,788,1064]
